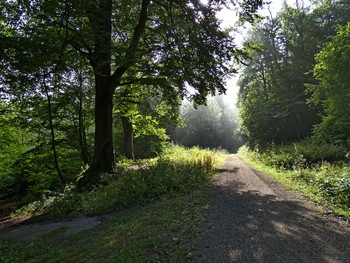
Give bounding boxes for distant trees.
[169,96,243,152]
[238,0,350,148]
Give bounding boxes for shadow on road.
[193,157,350,263]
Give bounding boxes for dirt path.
[192,155,350,263]
[0,215,104,241]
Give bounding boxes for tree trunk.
[44,85,66,185]
[77,0,113,188]
[77,98,91,165]
[77,0,150,189]
[78,75,115,187]
[121,116,134,159]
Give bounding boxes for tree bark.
[121,116,134,159]
[78,75,115,187]
[91,75,115,171]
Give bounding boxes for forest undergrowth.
[0,145,226,263]
[239,140,350,217]
[9,145,226,219]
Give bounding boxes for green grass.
[1,145,227,262]
[0,190,205,263]
[253,139,348,169]
[238,144,350,217]
[10,145,226,219]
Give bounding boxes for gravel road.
[192,155,350,263]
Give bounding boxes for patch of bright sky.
[200,0,311,107]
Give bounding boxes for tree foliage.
[238,0,350,148]
[0,0,264,193]
[307,22,350,145]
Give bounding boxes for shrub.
[317,177,350,207]
[77,150,217,214]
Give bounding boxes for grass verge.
[238,145,350,218]
[0,190,205,262]
[9,145,226,219]
[1,145,227,262]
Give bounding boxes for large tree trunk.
[78,76,115,187]
[121,116,134,159]
[77,0,150,189]
[77,0,113,188]
[90,76,115,171]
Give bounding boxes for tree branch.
[118,77,168,87]
[110,0,151,85]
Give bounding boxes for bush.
[311,164,350,207]
[134,135,166,159]
[317,177,350,207]
[4,143,83,198]
[92,159,210,209]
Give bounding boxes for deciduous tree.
[1,0,263,188]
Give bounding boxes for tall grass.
[251,139,348,170]
[2,145,227,263]
[13,145,226,218]
[162,145,226,172]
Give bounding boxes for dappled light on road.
[193,156,350,262]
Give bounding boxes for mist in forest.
[168,95,244,153]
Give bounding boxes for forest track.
[192,155,350,263]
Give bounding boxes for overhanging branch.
[110,0,151,85]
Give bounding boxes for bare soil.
[0,215,102,241]
[192,155,350,263]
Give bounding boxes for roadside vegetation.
[1,191,204,263]
[0,145,226,262]
[236,1,350,218]
[239,141,350,217]
[13,145,225,219]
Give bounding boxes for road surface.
[192,155,350,263]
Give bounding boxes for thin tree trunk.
[44,85,66,185]
[77,97,90,165]
[121,116,134,159]
[76,71,91,165]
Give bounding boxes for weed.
[1,145,226,262]
[248,140,348,170]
